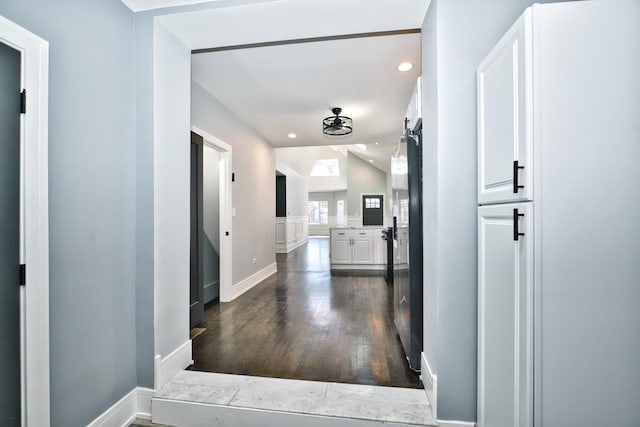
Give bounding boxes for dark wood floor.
[191,237,422,388]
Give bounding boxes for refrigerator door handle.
[513,208,525,241]
[513,160,525,193]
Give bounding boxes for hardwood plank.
[191,238,422,388]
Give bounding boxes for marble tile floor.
[153,371,436,426]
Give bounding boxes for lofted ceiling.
[122,0,427,173]
[192,32,421,171]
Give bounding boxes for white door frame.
[0,14,50,427]
[191,126,233,302]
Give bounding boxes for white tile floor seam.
[155,371,436,426]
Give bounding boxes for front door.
[362,195,383,226]
[0,41,23,426]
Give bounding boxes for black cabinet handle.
[513,160,525,193]
[513,208,525,241]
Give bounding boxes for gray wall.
[192,81,276,283]
[203,146,220,303]
[0,1,138,426]
[346,152,387,221]
[421,0,566,421]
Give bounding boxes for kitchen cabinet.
[330,228,385,270]
[478,204,533,427]
[477,2,640,427]
[477,10,531,205]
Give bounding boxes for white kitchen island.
[329,227,386,271]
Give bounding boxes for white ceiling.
[192,33,421,171]
[126,0,428,172]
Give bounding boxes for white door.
[478,203,533,427]
[477,11,533,205]
[352,238,373,264]
[330,235,352,264]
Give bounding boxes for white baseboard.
[276,236,308,253]
[421,352,437,419]
[87,387,155,427]
[330,264,385,271]
[154,340,193,390]
[437,421,476,427]
[135,387,155,420]
[230,262,277,300]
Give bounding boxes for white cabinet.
[478,204,532,427]
[330,228,384,269]
[477,3,640,427]
[330,231,352,264]
[477,11,532,205]
[352,237,373,264]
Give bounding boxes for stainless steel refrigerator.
[392,126,423,371]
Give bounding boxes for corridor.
[191,237,421,388]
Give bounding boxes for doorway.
[0,15,50,426]
[0,39,22,427]
[191,127,233,303]
[190,132,204,327]
[362,194,384,226]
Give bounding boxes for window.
[364,197,380,209]
[310,159,340,177]
[308,201,329,224]
[336,200,345,226]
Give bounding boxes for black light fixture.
[322,107,353,136]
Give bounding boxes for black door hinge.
[19,264,26,286]
[20,89,26,114]
[232,173,235,182]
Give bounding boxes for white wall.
[346,152,388,226]
[154,20,191,359]
[192,81,276,284]
[284,170,308,218]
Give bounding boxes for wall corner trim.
[86,387,155,427]
[155,340,193,390]
[230,262,277,300]
[421,352,438,419]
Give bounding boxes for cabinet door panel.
[478,12,532,204]
[330,238,351,264]
[352,238,373,264]
[478,204,533,427]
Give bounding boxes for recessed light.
[397,62,414,72]
[288,133,297,139]
[375,142,379,145]
[369,159,374,163]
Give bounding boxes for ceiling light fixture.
[323,107,353,136]
[288,133,297,139]
[397,62,414,72]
